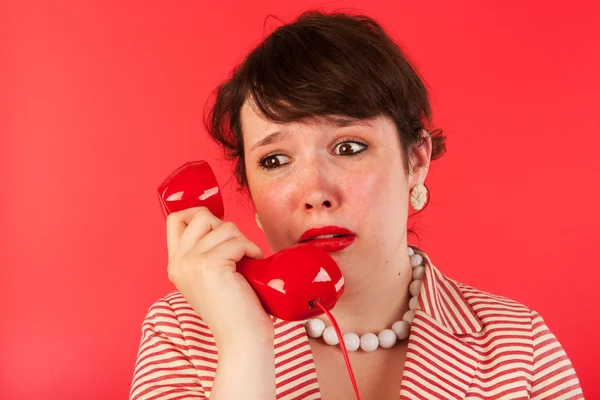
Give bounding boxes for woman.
[129,10,583,400]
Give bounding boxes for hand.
[166,207,273,345]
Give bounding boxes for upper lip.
[299,226,355,243]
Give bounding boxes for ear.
[408,129,433,188]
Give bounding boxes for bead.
[360,333,379,352]
[413,265,425,280]
[303,245,420,351]
[409,295,419,310]
[343,332,360,352]
[409,279,422,296]
[323,326,339,345]
[305,319,325,338]
[378,329,397,349]
[410,254,423,268]
[403,309,416,324]
[391,320,410,340]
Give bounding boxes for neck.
[320,243,414,334]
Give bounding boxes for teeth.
[302,234,349,242]
[313,234,338,239]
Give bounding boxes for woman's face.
[241,99,431,278]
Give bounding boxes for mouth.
[298,226,356,252]
[299,234,356,253]
[300,234,350,242]
[298,226,354,243]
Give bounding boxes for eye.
[334,140,368,156]
[259,154,290,169]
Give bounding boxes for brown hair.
[204,9,446,211]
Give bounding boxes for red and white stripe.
[129,247,583,399]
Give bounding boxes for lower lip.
[303,236,356,252]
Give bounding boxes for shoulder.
[142,291,215,344]
[131,292,216,399]
[428,276,583,397]
[140,291,219,373]
[146,290,209,323]
[147,290,202,318]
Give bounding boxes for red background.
[2,1,598,399]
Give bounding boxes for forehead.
[240,99,378,137]
[240,99,273,131]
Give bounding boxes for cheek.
[251,177,296,225]
[347,166,409,239]
[348,166,407,208]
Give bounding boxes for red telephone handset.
[159,161,361,399]
[157,161,345,321]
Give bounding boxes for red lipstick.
[299,226,356,252]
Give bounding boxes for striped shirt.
[129,246,584,399]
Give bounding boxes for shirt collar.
[411,245,483,335]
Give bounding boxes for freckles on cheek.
[255,180,295,220]
[347,174,401,234]
[349,170,390,202]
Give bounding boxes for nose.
[299,165,338,212]
[305,198,332,210]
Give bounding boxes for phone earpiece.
[157,161,225,219]
[158,161,344,321]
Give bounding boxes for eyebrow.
[249,116,373,152]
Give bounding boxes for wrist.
[217,335,275,365]
[215,327,275,350]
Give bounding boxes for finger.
[177,207,226,258]
[193,221,245,256]
[205,236,265,267]
[166,207,223,261]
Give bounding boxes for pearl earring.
[255,213,263,230]
[410,184,428,210]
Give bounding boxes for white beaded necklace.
[304,246,424,352]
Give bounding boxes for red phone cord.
[314,301,361,400]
